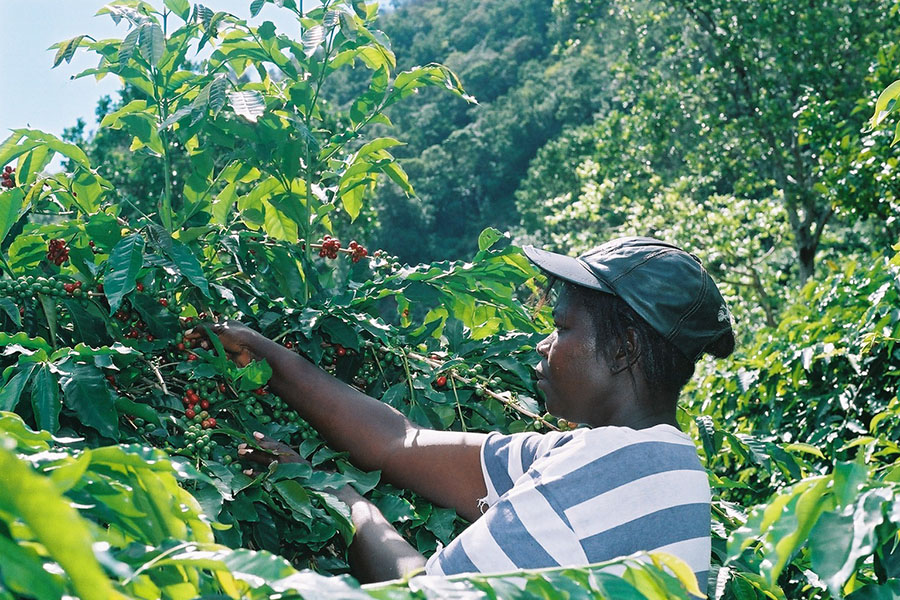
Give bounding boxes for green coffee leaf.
[0,535,66,599]
[194,3,213,26]
[164,0,190,20]
[263,200,299,241]
[0,187,25,246]
[131,293,180,337]
[0,364,36,412]
[118,26,141,62]
[104,232,145,313]
[302,25,325,57]
[871,80,900,129]
[59,361,119,439]
[0,297,21,328]
[274,480,312,520]
[236,360,273,391]
[8,234,45,272]
[0,444,114,600]
[84,212,122,250]
[167,239,210,297]
[208,74,228,115]
[30,364,60,434]
[13,129,89,167]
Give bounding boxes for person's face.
[534,287,616,425]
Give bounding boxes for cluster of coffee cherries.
[238,387,310,429]
[318,235,341,259]
[171,331,197,359]
[315,236,373,263]
[320,342,350,367]
[112,300,156,341]
[352,358,380,390]
[130,416,160,437]
[181,385,218,429]
[0,276,83,299]
[348,240,368,263]
[1,166,15,189]
[172,314,217,360]
[183,422,218,458]
[46,239,70,266]
[63,280,84,294]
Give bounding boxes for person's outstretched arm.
[241,434,426,583]
[333,485,427,583]
[201,321,487,521]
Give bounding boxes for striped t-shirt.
[424,424,711,592]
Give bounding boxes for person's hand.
[186,320,262,367]
[238,431,306,464]
[237,431,307,476]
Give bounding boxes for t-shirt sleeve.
[479,430,572,507]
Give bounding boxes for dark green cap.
[523,237,733,361]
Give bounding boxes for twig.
[405,349,559,431]
[147,361,170,396]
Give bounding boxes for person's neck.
[588,379,679,430]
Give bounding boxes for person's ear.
[610,328,640,374]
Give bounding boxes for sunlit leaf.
[52,35,85,68]
[0,445,114,600]
[0,187,26,246]
[228,90,266,122]
[164,0,190,20]
[139,23,165,67]
[118,26,141,62]
[302,25,325,57]
[871,79,900,129]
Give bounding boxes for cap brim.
[523,245,614,294]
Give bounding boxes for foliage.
[522,0,899,286]
[0,0,574,592]
[0,410,706,599]
[318,0,617,262]
[683,245,900,598]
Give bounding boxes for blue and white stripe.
[426,425,711,594]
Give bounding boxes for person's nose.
[536,331,555,357]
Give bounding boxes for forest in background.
[67,0,900,324]
[3,0,900,598]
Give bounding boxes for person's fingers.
[237,442,279,465]
[252,432,306,464]
[185,322,223,341]
[185,322,253,366]
[228,348,252,367]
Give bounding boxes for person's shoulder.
[583,423,695,446]
[535,424,701,478]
